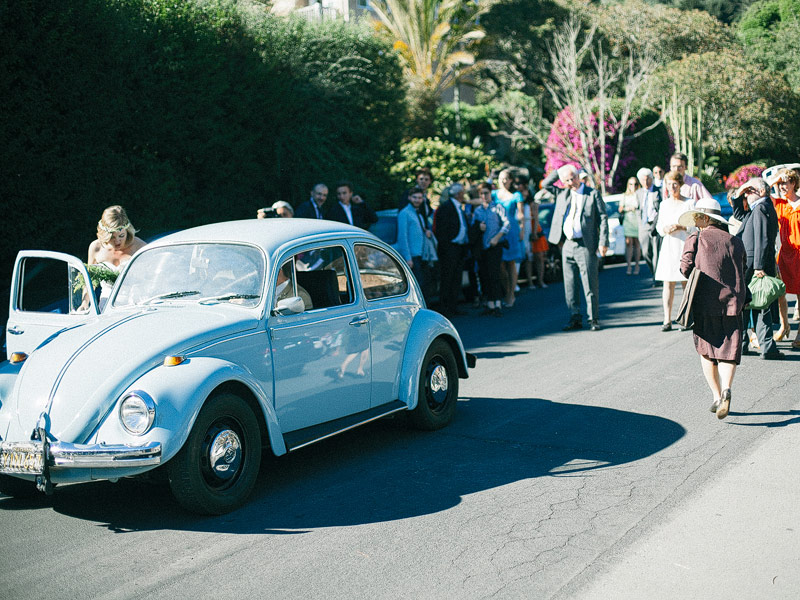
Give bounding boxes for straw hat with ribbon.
[678,197,730,228]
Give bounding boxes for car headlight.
[119,391,156,436]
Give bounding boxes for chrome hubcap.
[208,429,242,483]
[430,364,448,393]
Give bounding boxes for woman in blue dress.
[492,169,524,307]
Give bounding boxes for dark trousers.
[478,245,504,302]
[410,256,427,298]
[438,241,465,312]
[562,238,599,322]
[639,228,660,280]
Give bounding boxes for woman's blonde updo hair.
[97,205,138,246]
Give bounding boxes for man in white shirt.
[543,164,609,331]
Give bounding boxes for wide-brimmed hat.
[678,197,729,228]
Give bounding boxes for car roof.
[145,218,374,250]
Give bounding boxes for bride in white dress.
[655,172,696,331]
[87,205,146,310]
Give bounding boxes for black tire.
[168,393,261,515]
[409,339,459,430]
[0,474,39,498]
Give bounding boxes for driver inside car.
[275,261,312,311]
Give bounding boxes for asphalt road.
[1,264,798,599]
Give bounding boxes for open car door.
[6,251,99,357]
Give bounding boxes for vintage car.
[0,219,474,514]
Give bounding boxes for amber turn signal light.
[163,355,186,367]
[10,352,28,364]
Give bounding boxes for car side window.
[287,245,354,310]
[16,256,91,315]
[354,244,408,300]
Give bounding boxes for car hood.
[7,306,259,443]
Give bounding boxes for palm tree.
[370,0,494,134]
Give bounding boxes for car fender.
[398,309,470,410]
[90,356,285,464]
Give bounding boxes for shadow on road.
[728,409,800,427]
[0,396,685,533]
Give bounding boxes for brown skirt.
[692,314,743,364]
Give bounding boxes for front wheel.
[168,393,261,515]
[409,339,459,430]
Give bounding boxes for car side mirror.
[273,296,305,316]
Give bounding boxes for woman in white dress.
[655,171,695,331]
[87,205,146,310]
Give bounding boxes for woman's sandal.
[792,339,800,350]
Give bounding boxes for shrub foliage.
[389,137,500,198]
[0,0,406,278]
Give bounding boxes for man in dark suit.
[433,183,469,317]
[635,168,662,285]
[326,181,378,230]
[295,183,328,220]
[543,164,609,331]
[733,177,783,359]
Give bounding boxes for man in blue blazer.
[733,177,783,359]
[543,165,609,331]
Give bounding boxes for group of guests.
[258,181,379,230]
[394,168,550,319]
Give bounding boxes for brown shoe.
[717,389,731,419]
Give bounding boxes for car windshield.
[113,243,266,308]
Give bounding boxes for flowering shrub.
[544,108,636,192]
[725,164,766,190]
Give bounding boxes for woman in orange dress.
[772,168,800,348]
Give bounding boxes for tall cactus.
[661,86,703,175]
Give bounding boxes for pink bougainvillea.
[725,163,765,190]
[545,108,674,192]
[544,108,637,192]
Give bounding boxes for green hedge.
[0,0,406,282]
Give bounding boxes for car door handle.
[8,326,23,335]
[349,317,369,326]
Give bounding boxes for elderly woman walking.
[679,198,747,420]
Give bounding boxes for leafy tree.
[474,0,568,104]
[641,0,760,24]
[586,0,734,66]
[738,0,800,91]
[650,48,800,168]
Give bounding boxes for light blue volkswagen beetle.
[0,219,474,514]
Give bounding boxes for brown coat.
[680,225,747,316]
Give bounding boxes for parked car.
[0,219,474,514]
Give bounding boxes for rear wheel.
[168,393,261,515]
[409,340,459,430]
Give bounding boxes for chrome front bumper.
[50,441,162,468]
[0,439,161,474]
